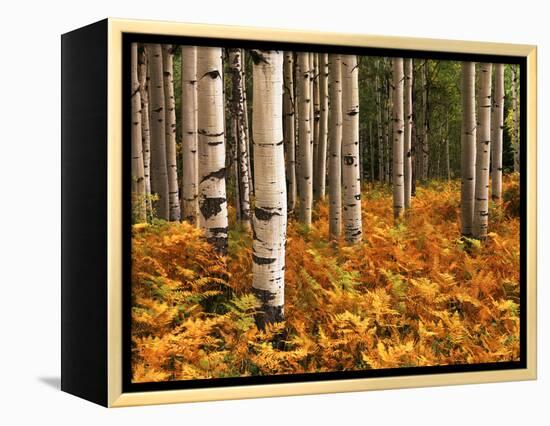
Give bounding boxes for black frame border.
[122,32,528,394]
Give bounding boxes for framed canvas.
[61,18,537,407]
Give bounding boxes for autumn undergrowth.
[131,174,520,382]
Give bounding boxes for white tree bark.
[180,46,199,225]
[146,44,169,220]
[392,58,405,220]
[162,45,181,221]
[131,43,146,223]
[137,45,152,218]
[296,52,313,226]
[314,53,329,201]
[341,55,362,242]
[472,63,492,240]
[328,54,343,239]
[251,50,286,328]
[196,47,228,253]
[376,69,384,181]
[283,51,297,213]
[229,48,251,229]
[421,60,429,180]
[491,63,504,200]
[460,62,477,237]
[404,58,413,209]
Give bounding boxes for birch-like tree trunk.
[392,58,405,220]
[314,53,329,201]
[472,63,492,240]
[229,48,251,229]
[297,52,313,226]
[180,46,199,224]
[283,51,297,212]
[460,62,477,236]
[328,54,343,239]
[511,64,520,172]
[137,45,152,218]
[421,60,429,180]
[162,45,181,221]
[404,58,413,209]
[376,70,384,181]
[146,44,169,220]
[250,50,286,328]
[241,50,254,196]
[196,47,229,253]
[312,54,320,201]
[341,55,362,242]
[131,43,146,222]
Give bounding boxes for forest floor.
[131,174,521,383]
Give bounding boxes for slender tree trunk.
[460,62,477,236]
[328,54,343,239]
[146,44,169,220]
[162,45,181,221]
[421,60,429,180]
[491,63,504,199]
[196,47,229,253]
[385,80,391,184]
[180,46,199,224]
[472,63,492,240]
[241,50,254,196]
[138,45,152,218]
[376,70,384,181]
[283,51,297,212]
[297,52,313,226]
[251,50,286,328]
[312,54,320,200]
[392,58,405,221]
[131,43,146,222]
[341,55,362,243]
[314,53,329,201]
[229,48,251,229]
[404,58,413,209]
[511,65,520,172]
[369,121,375,182]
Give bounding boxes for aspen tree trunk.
[369,122,375,182]
[511,65,520,172]
[229,48,251,229]
[251,50,286,328]
[146,44,169,220]
[283,51,297,212]
[196,47,229,253]
[297,52,313,226]
[180,46,199,224]
[162,45,181,221]
[445,118,451,180]
[328,54,343,240]
[314,53,329,201]
[138,45,152,218]
[491,63,504,199]
[341,55,362,242]
[404,58,413,209]
[385,81,391,183]
[241,50,254,196]
[421,60,429,180]
[460,62,477,236]
[312,54,320,201]
[472,63,492,239]
[376,71,384,181]
[392,58,405,220]
[131,43,146,222]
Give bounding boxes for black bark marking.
[203,70,221,80]
[344,155,354,166]
[201,167,226,183]
[198,129,224,137]
[252,254,277,265]
[199,197,226,220]
[255,206,283,221]
[249,50,270,65]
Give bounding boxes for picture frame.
[61,18,537,407]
